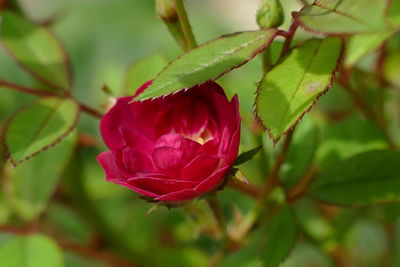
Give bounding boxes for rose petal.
[181,154,221,181]
[119,127,154,156]
[122,147,153,174]
[156,189,199,202]
[97,151,126,181]
[154,134,184,149]
[127,177,197,195]
[152,146,183,177]
[115,181,160,198]
[195,166,230,193]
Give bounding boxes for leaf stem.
[174,0,197,50]
[0,81,103,119]
[280,21,299,57]
[206,194,229,241]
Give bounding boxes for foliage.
[0,0,399,266]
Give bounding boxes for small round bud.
[156,0,178,22]
[256,0,284,28]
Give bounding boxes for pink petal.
[156,189,199,202]
[171,97,209,137]
[154,134,184,149]
[119,127,154,156]
[127,177,197,195]
[152,146,183,177]
[100,97,132,150]
[97,151,127,181]
[181,138,201,162]
[115,181,160,198]
[181,154,221,181]
[226,125,241,165]
[195,166,230,193]
[122,147,153,174]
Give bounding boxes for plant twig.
[174,0,197,50]
[228,181,261,199]
[260,129,294,199]
[206,194,228,241]
[286,163,317,202]
[0,81,103,119]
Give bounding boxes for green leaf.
[295,0,391,35]
[388,0,400,28]
[383,50,400,88]
[5,97,79,166]
[310,150,400,206]
[5,133,76,220]
[256,37,343,142]
[345,31,393,68]
[234,146,262,166]
[0,234,63,267]
[134,29,277,100]
[0,11,71,90]
[124,53,168,96]
[264,206,298,267]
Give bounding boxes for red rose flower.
[97,81,241,202]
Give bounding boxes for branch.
[174,0,197,50]
[0,81,103,119]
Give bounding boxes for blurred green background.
[1,0,400,266]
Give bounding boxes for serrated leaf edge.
[254,38,345,144]
[2,97,80,167]
[132,29,278,102]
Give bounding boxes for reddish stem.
[0,81,103,119]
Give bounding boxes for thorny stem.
[0,81,103,119]
[174,0,197,50]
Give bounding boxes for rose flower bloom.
[98,81,240,203]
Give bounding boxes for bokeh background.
[1,0,399,266]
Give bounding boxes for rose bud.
[97,81,241,203]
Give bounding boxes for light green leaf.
[311,150,400,205]
[264,206,298,267]
[5,97,79,166]
[0,11,71,90]
[0,234,64,267]
[388,0,400,27]
[256,37,343,142]
[134,29,277,100]
[295,0,391,35]
[5,133,76,220]
[124,53,168,96]
[345,31,393,68]
[383,51,400,88]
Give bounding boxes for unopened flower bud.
[156,0,178,22]
[256,0,284,28]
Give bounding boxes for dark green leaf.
[234,146,262,166]
[5,133,76,220]
[256,37,343,142]
[0,11,71,90]
[0,234,63,267]
[5,97,79,166]
[311,150,400,205]
[264,205,298,267]
[134,29,277,100]
[295,0,391,35]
